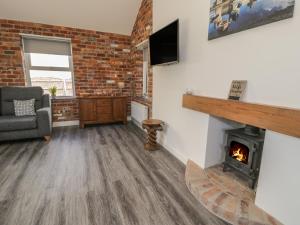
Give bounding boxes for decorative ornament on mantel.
[228,80,247,101]
[185,88,194,95]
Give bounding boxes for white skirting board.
[53,117,132,128]
[53,120,80,127]
[159,141,188,164]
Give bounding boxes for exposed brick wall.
[0,1,153,123]
[131,0,153,45]
[51,99,79,122]
[0,19,132,121]
[0,24,24,87]
[130,0,153,116]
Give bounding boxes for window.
[142,46,149,98]
[22,35,75,97]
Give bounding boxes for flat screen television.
[149,19,179,66]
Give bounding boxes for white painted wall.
[255,131,300,225]
[153,0,300,224]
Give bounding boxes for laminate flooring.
[0,124,228,225]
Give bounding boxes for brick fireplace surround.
[0,0,153,122]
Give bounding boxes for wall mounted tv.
[149,19,179,66]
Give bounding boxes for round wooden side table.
[142,119,164,151]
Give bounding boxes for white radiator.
[131,101,149,128]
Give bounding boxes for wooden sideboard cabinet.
[78,96,127,128]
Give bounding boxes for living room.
[0,0,299,225]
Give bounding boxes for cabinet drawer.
[97,99,112,107]
[97,106,112,114]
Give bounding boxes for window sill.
[133,96,152,105]
[51,96,77,101]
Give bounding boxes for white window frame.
[142,46,149,98]
[22,35,76,98]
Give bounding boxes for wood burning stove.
[223,126,265,189]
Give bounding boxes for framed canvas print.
[208,0,295,40]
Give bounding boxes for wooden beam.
[182,94,300,138]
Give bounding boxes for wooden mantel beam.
[182,94,300,138]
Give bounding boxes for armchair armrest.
[42,94,51,108]
[37,107,52,136]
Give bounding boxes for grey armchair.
[0,87,52,142]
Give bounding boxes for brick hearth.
[185,160,282,225]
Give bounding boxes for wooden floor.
[0,124,228,225]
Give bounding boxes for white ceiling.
[0,0,142,35]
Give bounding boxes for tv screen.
[149,20,179,66]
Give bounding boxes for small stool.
[142,119,164,151]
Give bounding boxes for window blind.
[22,35,72,56]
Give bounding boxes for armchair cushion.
[13,99,36,116]
[0,115,37,132]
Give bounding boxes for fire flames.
[232,148,247,163]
